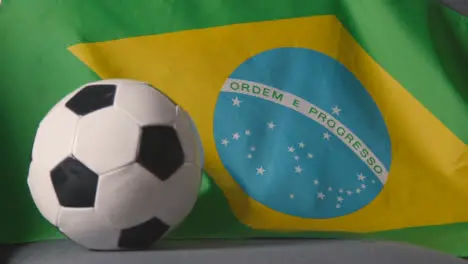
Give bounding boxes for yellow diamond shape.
[70,15,468,232]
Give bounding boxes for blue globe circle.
[213,47,392,219]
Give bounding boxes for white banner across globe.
[222,78,388,183]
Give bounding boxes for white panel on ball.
[32,107,79,169]
[174,107,204,168]
[94,163,165,229]
[57,207,120,250]
[82,79,147,88]
[73,107,141,174]
[27,161,61,226]
[152,163,202,226]
[114,82,177,126]
[188,112,204,168]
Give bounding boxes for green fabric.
[1,0,468,256]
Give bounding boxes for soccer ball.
[27,79,204,250]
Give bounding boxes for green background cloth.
[1,0,468,256]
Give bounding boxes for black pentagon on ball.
[65,84,116,116]
[137,125,184,181]
[117,217,169,249]
[50,156,99,208]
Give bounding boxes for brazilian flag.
[2,0,468,256]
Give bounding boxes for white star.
[221,138,229,146]
[338,188,344,193]
[313,179,319,185]
[361,184,367,189]
[294,155,300,161]
[294,166,303,174]
[337,196,344,203]
[232,97,242,107]
[256,166,266,175]
[346,190,353,196]
[267,121,276,129]
[323,132,331,140]
[250,146,256,152]
[357,173,366,181]
[247,154,252,159]
[328,187,333,192]
[336,204,341,209]
[317,192,326,200]
[356,188,362,194]
[332,106,341,116]
[289,194,295,199]
[245,130,251,136]
[307,153,314,159]
[298,142,305,148]
[232,132,240,140]
[288,146,295,152]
